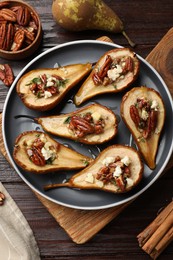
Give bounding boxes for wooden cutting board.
[1,28,173,244]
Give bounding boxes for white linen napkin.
[0,182,40,260]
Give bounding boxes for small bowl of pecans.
[0,0,42,60]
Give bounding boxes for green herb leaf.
[110,179,117,186]
[36,91,42,98]
[32,77,41,84]
[58,79,68,88]
[63,116,71,124]
[82,160,89,166]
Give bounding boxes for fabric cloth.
[0,182,40,260]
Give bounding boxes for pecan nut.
[11,29,25,51]
[0,191,5,206]
[0,64,14,87]
[30,11,39,26]
[143,110,158,139]
[150,110,158,131]
[122,56,134,73]
[92,55,112,85]
[69,115,95,138]
[98,55,112,79]
[130,105,140,127]
[0,8,16,22]
[0,23,7,50]
[29,147,46,166]
[17,6,30,26]
[6,22,14,50]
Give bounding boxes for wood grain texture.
[146,27,173,97]
[0,1,173,258]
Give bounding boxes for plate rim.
[2,39,173,210]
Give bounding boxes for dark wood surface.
[0,0,173,259]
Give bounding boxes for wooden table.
[0,0,173,259]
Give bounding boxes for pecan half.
[11,29,25,51]
[0,22,7,50]
[92,55,112,85]
[92,72,102,85]
[0,8,16,22]
[122,56,133,73]
[116,175,126,192]
[28,147,46,166]
[30,11,39,26]
[17,6,30,26]
[98,55,113,79]
[143,110,158,139]
[23,27,35,44]
[6,22,14,50]
[0,64,14,87]
[130,105,140,127]
[150,110,158,131]
[0,191,5,206]
[69,115,95,138]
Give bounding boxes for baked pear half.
[121,86,165,169]
[13,131,93,174]
[36,103,118,145]
[16,63,92,111]
[44,145,144,193]
[74,48,140,106]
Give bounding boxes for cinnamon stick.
[150,226,173,259]
[137,200,173,259]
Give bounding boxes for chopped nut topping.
[26,134,57,166]
[130,97,159,139]
[68,112,105,138]
[27,74,68,98]
[92,55,134,86]
[96,156,131,191]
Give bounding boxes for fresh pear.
[16,63,92,111]
[121,86,165,169]
[74,48,140,106]
[35,103,118,145]
[52,0,135,47]
[13,131,93,174]
[44,145,144,193]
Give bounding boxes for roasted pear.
[13,131,93,174]
[121,86,165,169]
[74,48,140,106]
[44,145,144,193]
[36,103,118,145]
[16,63,92,111]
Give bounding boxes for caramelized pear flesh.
[36,103,118,145]
[121,86,165,169]
[44,145,144,193]
[74,48,140,106]
[16,63,92,111]
[13,131,93,174]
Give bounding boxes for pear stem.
[122,30,136,48]
[44,182,70,191]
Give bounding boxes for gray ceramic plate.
[3,40,173,210]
